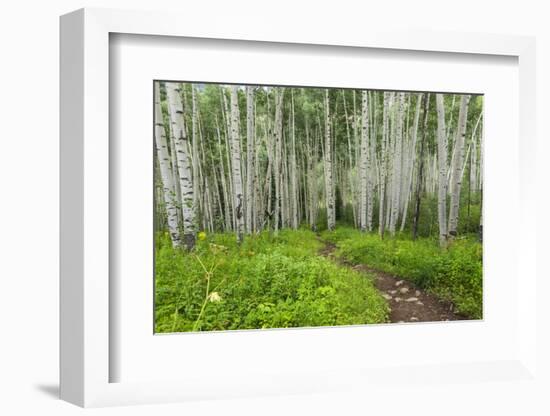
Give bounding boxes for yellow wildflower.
[198,231,207,241]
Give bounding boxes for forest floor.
[318,239,465,323]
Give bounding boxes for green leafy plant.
[321,227,482,318]
[155,229,389,332]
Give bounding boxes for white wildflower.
[208,292,222,303]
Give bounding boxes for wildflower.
[208,292,222,303]
[198,231,207,241]
[209,243,228,253]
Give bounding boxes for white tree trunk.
[168,122,182,226]
[435,93,449,248]
[467,111,482,192]
[245,86,255,234]
[324,90,336,231]
[154,82,181,247]
[215,118,232,231]
[290,90,299,229]
[359,90,370,232]
[166,82,196,250]
[379,92,390,238]
[389,92,404,236]
[221,89,236,230]
[191,85,200,211]
[273,88,284,232]
[367,92,375,232]
[448,95,470,238]
[230,86,245,244]
[306,117,318,231]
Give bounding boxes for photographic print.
[154,81,483,333]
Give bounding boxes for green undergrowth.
[155,228,389,333]
[321,227,482,319]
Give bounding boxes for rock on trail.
[318,238,467,324]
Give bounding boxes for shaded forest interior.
[155,83,483,246]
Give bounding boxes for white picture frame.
[60,7,539,408]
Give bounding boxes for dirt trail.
[319,240,465,323]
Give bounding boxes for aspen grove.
[154,81,483,332]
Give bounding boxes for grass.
[155,228,389,333]
[321,227,483,319]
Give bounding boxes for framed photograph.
[60,8,539,408]
[151,80,482,333]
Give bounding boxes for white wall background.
[0,1,548,415]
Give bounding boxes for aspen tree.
[168,122,182,225]
[253,99,262,232]
[359,90,369,232]
[435,93,448,248]
[306,117,318,231]
[281,133,290,227]
[290,90,299,229]
[469,109,482,194]
[221,88,236,229]
[448,95,470,238]
[379,92,390,238]
[215,118,232,231]
[245,86,255,233]
[166,82,196,250]
[229,86,245,243]
[324,90,336,231]
[273,88,284,232]
[389,92,405,236]
[191,85,200,210]
[352,91,361,225]
[154,82,181,247]
[367,91,377,231]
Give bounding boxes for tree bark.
[165,82,196,250]
[229,86,245,244]
[379,92,390,238]
[191,85,200,211]
[273,88,284,232]
[215,118,232,231]
[435,93,448,248]
[389,92,404,236]
[154,82,181,247]
[367,91,376,232]
[245,86,255,234]
[290,90,299,229]
[359,90,369,232]
[324,90,336,231]
[221,88,236,230]
[448,94,470,238]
